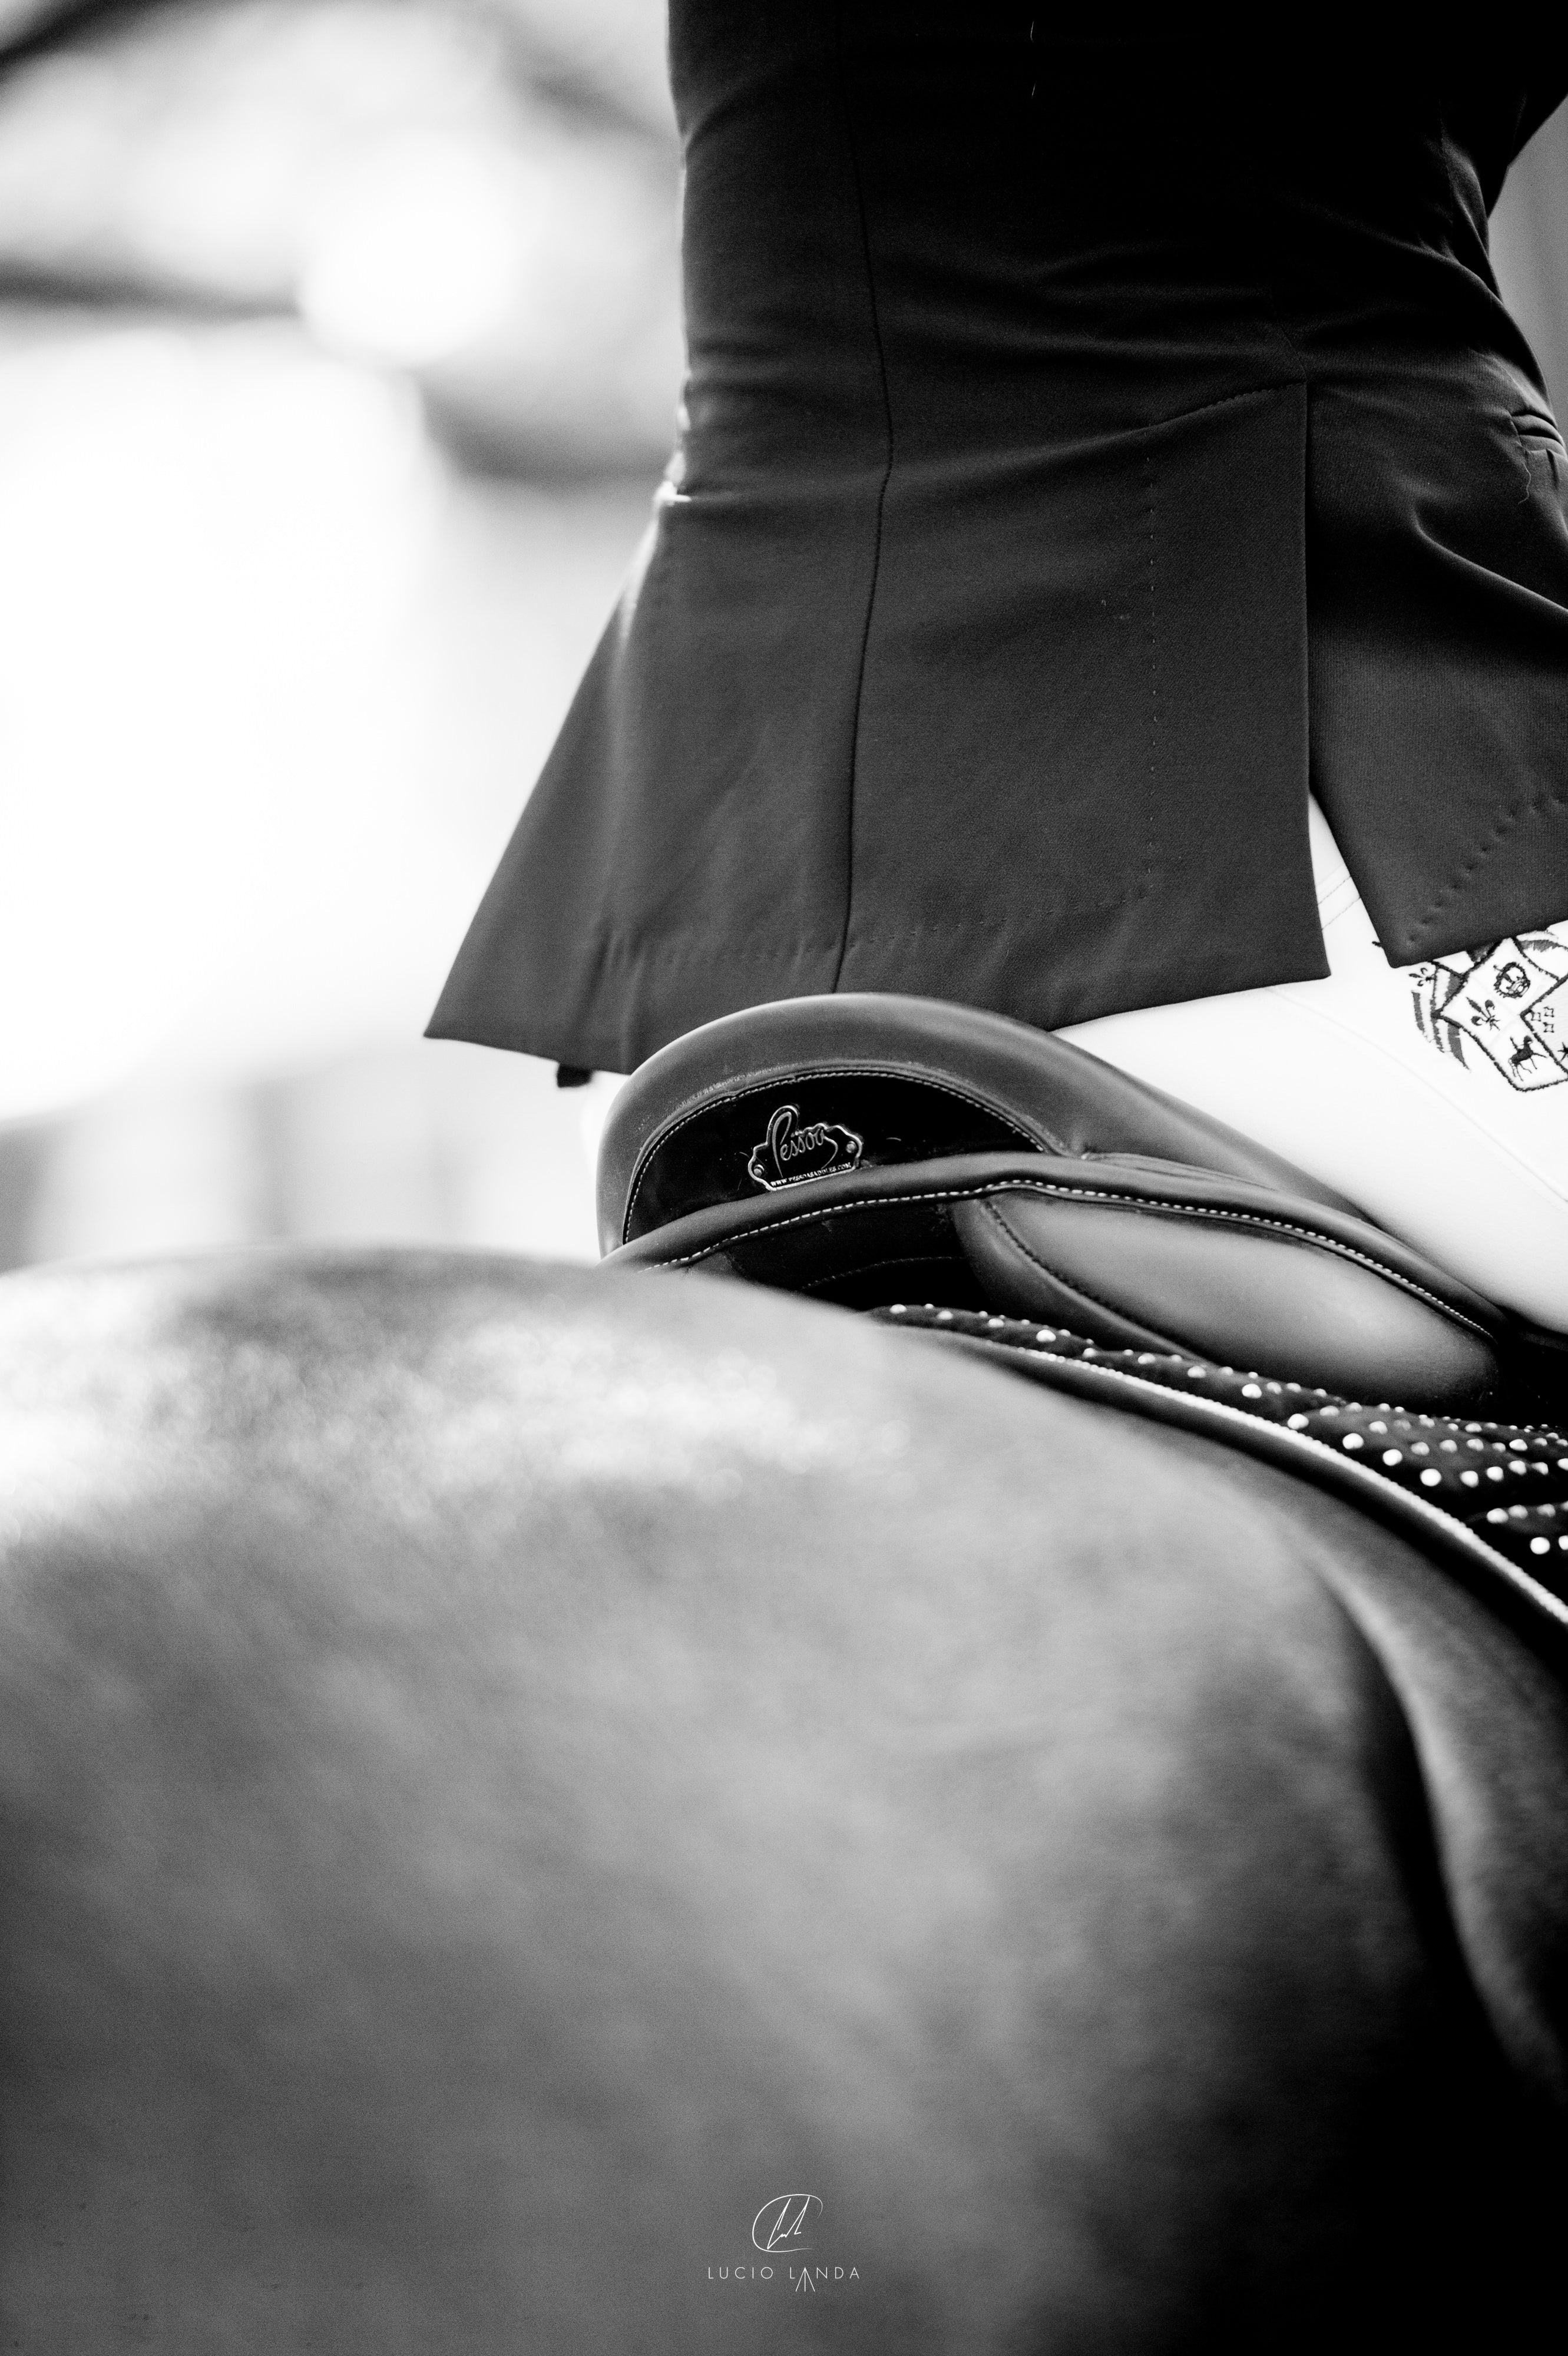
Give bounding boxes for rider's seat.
[598,992,1556,1418]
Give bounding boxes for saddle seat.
[598,992,1559,1418]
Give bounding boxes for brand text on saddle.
[747,1104,864,1190]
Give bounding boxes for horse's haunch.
[0,1250,1563,2351]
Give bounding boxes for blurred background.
[0,6,1563,1275]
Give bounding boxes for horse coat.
[0,1250,1563,2350]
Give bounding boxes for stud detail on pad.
[747,1103,864,1191]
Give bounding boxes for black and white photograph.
[1,6,1566,2347]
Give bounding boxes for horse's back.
[1,1251,1563,2351]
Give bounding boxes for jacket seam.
[828,1,895,994]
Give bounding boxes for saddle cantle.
[598,992,1532,1415]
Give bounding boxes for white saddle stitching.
[646,1176,1494,1340]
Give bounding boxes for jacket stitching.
[1407,781,1568,945]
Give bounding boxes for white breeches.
[1060,801,1568,1331]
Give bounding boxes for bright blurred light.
[300,135,529,366]
[0,312,658,1136]
[0,319,445,1122]
[121,102,316,294]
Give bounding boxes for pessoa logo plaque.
[747,1104,864,1191]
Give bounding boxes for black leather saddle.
[599,991,1557,1418]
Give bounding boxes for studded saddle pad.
[598,991,1568,1647]
[869,1306,1568,1644]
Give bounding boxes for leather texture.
[598,990,1365,1249]
[598,993,1520,1414]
